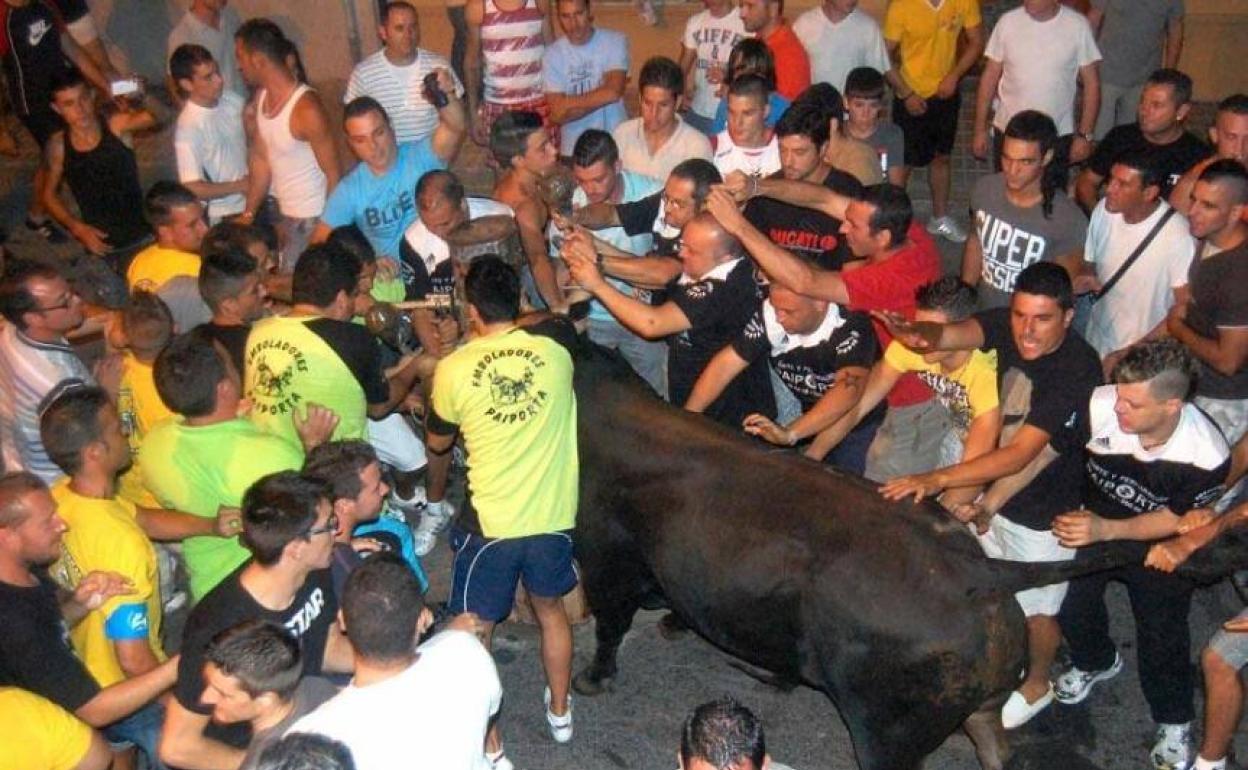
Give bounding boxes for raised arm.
[429,68,468,163]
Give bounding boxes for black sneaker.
[25,217,68,244]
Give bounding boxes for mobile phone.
[110,78,141,97]
[422,72,449,109]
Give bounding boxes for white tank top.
[256,84,327,218]
[480,0,546,105]
[712,130,781,179]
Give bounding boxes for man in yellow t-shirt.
[126,182,206,291]
[115,291,177,508]
[0,688,110,770]
[883,0,983,243]
[39,387,166,767]
[427,257,579,749]
[811,277,1001,508]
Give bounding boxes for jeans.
[104,700,168,769]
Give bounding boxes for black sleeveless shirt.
[63,125,147,250]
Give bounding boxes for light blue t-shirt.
[321,138,446,259]
[543,28,629,153]
[572,170,661,322]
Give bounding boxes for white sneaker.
[390,486,428,514]
[1052,651,1123,704]
[926,215,968,243]
[1152,722,1195,770]
[544,687,573,744]
[485,747,514,770]
[412,499,455,557]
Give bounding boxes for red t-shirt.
[842,223,942,407]
[763,22,811,101]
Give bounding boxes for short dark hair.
[204,221,276,259]
[0,259,62,328]
[464,256,520,323]
[49,67,88,100]
[235,18,290,64]
[292,243,360,307]
[303,441,378,505]
[844,67,886,101]
[490,110,545,167]
[0,472,47,529]
[122,290,175,357]
[240,471,330,566]
[791,83,845,132]
[860,184,913,248]
[915,276,977,322]
[1147,68,1194,106]
[380,0,417,23]
[257,733,356,770]
[1014,261,1074,311]
[341,553,425,662]
[343,96,390,127]
[40,386,109,477]
[669,158,721,207]
[199,245,260,312]
[205,620,303,701]
[725,38,775,91]
[571,129,619,169]
[1198,158,1248,205]
[679,697,766,769]
[638,56,683,98]
[169,44,215,91]
[1111,338,1196,401]
[144,181,200,228]
[154,329,229,417]
[1217,93,1248,117]
[1113,148,1168,194]
[327,225,376,266]
[415,169,466,209]
[775,99,829,147]
[726,74,769,107]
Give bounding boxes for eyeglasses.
[33,296,76,314]
[305,512,339,538]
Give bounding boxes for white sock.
[1193,756,1227,770]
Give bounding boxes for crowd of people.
[0,0,1246,769]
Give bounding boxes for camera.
[422,72,449,109]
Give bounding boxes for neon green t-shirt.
[431,327,578,538]
[138,417,304,600]
[244,315,369,448]
[883,342,999,433]
[50,479,165,689]
[371,276,406,304]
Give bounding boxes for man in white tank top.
[235,19,341,272]
[712,75,780,179]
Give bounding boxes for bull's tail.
[968,546,1137,600]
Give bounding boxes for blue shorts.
[448,527,577,623]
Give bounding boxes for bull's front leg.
[573,547,650,696]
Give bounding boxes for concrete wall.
[89,0,1244,104]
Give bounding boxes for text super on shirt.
[1084,385,1228,531]
[398,197,514,302]
[668,258,774,426]
[744,167,863,270]
[733,301,879,412]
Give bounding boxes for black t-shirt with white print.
[1088,123,1211,196]
[668,257,774,426]
[732,302,879,412]
[174,563,338,747]
[976,307,1103,531]
[1082,385,1229,557]
[398,198,513,301]
[617,192,681,257]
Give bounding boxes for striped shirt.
[0,322,93,482]
[345,48,465,145]
[480,0,545,105]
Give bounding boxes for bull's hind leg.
[963,702,1010,770]
[573,551,649,696]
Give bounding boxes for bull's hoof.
[657,612,690,640]
[573,668,614,696]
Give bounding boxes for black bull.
[566,340,1246,770]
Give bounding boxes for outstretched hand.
[870,310,932,352]
[705,187,747,235]
[73,571,134,610]
[742,414,795,447]
[879,473,944,503]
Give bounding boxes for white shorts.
[976,515,1074,617]
[367,414,427,472]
